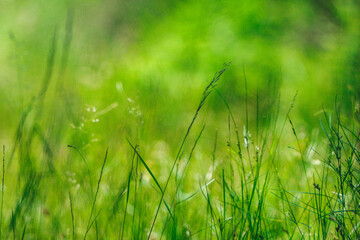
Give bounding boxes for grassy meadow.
[1,0,360,239]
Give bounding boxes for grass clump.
[2,61,360,239]
[2,27,360,238]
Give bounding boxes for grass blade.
[69,192,75,240]
[0,146,4,239]
[84,148,108,239]
[126,138,163,192]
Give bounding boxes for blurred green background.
[1,0,359,143]
[0,0,360,238]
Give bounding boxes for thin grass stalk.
[67,145,93,192]
[270,91,298,168]
[67,145,101,238]
[131,153,139,239]
[84,148,108,239]
[173,125,205,200]
[0,146,4,239]
[69,192,75,240]
[242,66,253,176]
[20,226,26,240]
[287,116,310,186]
[11,210,15,240]
[222,169,226,239]
[120,145,137,240]
[277,179,304,238]
[200,186,220,239]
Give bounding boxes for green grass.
[2,60,360,239]
[1,1,360,239]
